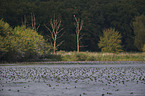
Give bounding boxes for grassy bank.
[0,52,144,63]
[56,51,145,61]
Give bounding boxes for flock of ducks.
[0,65,145,96]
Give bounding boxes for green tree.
[98,28,123,53]
[133,15,145,51]
[0,20,50,61]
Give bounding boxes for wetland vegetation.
[57,51,145,61]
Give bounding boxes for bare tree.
[31,13,40,31]
[74,15,83,53]
[44,18,64,54]
[22,15,27,26]
[22,13,40,31]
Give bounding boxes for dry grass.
[57,51,145,61]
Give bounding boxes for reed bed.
[57,51,145,61]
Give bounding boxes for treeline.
[0,0,145,52]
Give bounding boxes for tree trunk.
[54,41,56,54]
[54,35,57,54]
[77,34,80,52]
[74,15,83,53]
[77,34,79,53]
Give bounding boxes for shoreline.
[0,61,144,66]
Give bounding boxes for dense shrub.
[98,28,123,53]
[0,20,51,62]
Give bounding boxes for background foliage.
[0,0,145,52]
[133,15,145,51]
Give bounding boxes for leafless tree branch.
[57,40,64,47]
[74,15,83,52]
[45,17,64,54]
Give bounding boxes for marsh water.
[0,62,145,96]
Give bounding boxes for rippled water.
[0,62,145,96]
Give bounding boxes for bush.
[98,28,123,53]
[0,20,51,62]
